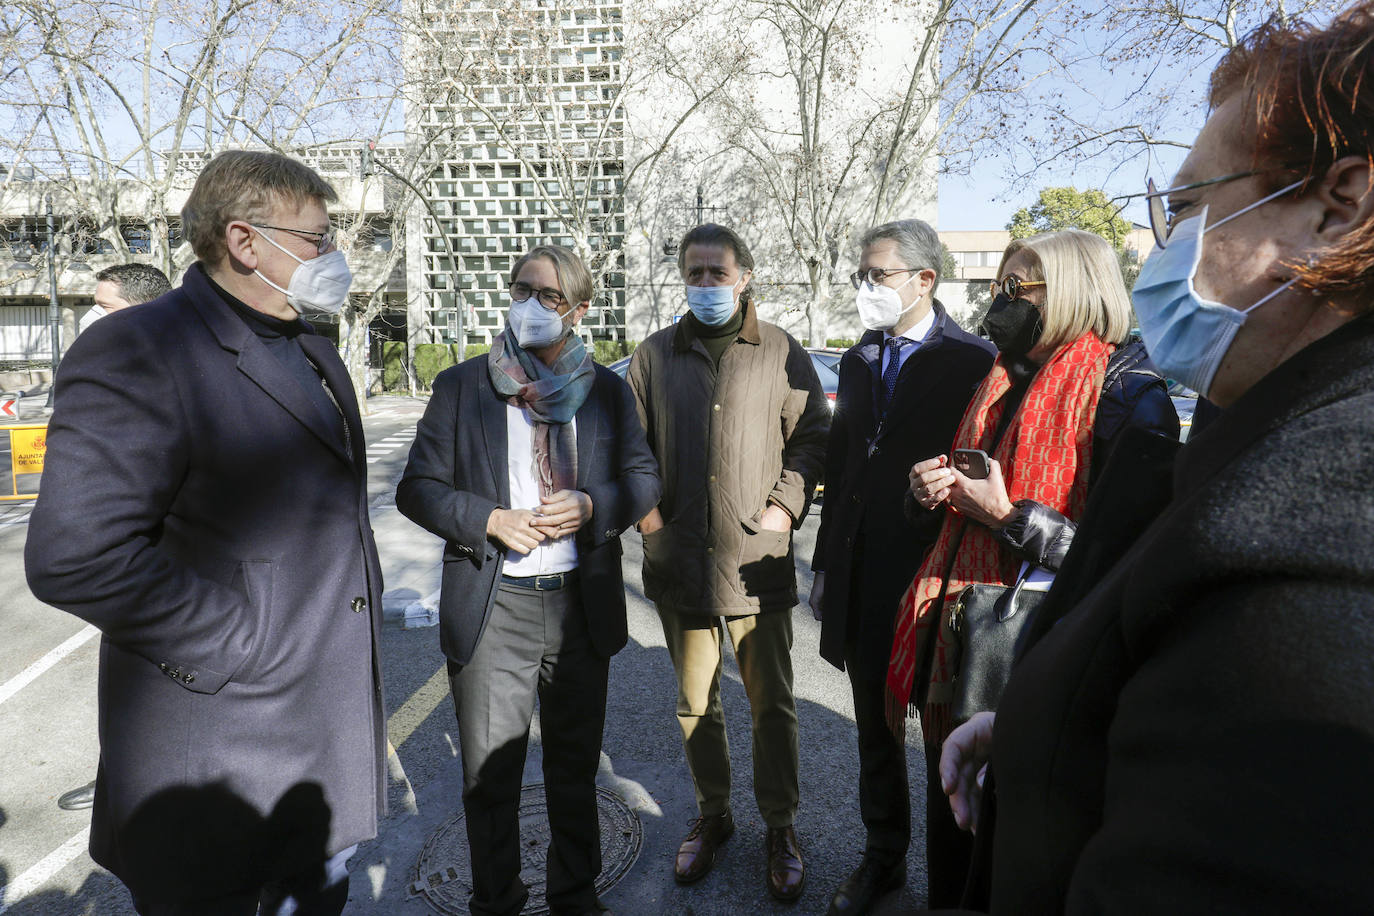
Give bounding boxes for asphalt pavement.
[0,394,934,915]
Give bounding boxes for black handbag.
[947,570,1049,726]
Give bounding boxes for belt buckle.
[535,573,561,590]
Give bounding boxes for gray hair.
[859,219,942,283]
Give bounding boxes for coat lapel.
[476,361,511,505]
[183,265,352,467]
[574,375,603,490]
[299,334,363,468]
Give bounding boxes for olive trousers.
[657,605,800,828]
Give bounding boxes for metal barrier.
[1,422,46,501]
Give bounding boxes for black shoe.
[57,780,97,811]
[826,857,906,915]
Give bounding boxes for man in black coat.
[396,246,660,916]
[810,219,995,915]
[25,151,384,915]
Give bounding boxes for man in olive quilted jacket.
[627,223,830,904]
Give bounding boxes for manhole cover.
[411,783,642,915]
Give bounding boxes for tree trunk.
[339,302,371,414]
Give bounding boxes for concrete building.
[402,0,629,352]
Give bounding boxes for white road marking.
[0,624,99,707]
[0,825,90,911]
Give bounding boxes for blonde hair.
[510,245,595,308]
[998,229,1132,348]
[181,150,338,266]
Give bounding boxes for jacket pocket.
[736,519,793,597]
[227,559,275,685]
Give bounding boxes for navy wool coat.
[813,304,997,673]
[395,355,660,665]
[25,264,386,903]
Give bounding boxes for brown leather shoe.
[674,811,734,884]
[766,825,805,902]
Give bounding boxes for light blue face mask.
[685,283,739,326]
[1131,180,1303,398]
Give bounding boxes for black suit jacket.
[25,264,385,901]
[396,355,660,665]
[813,303,996,673]
[965,312,1374,913]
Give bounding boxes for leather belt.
[500,569,579,591]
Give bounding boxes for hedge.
[380,341,407,391]
[380,338,639,392]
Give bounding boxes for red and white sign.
[0,395,18,419]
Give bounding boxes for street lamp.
[44,194,62,406]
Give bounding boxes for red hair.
[1210,2,1374,299]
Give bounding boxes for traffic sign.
[11,426,45,474]
[0,394,16,419]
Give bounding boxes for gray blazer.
[396,355,660,665]
[25,264,386,903]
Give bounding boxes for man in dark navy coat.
[26,150,384,915]
[809,219,995,915]
[396,245,659,916]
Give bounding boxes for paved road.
[0,395,934,915]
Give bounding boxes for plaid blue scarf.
[488,325,594,498]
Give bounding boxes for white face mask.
[251,228,352,315]
[508,296,570,349]
[854,272,921,331]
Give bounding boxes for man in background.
[57,261,172,812]
[76,263,171,335]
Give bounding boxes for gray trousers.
[447,580,609,916]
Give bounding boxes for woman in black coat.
[939,6,1374,912]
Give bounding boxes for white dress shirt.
[502,403,578,575]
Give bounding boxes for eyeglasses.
[509,281,568,311]
[849,266,921,290]
[253,223,336,254]
[989,276,1046,301]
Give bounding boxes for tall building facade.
[404,0,629,350]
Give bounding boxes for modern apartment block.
[403,0,629,350]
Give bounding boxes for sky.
[931,3,1230,234]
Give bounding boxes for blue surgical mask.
[685,283,739,326]
[1131,180,1303,398]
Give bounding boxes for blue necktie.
[883,337,908,401]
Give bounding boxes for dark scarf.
[488,325,595,498]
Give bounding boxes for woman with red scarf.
[888,229,1178,906]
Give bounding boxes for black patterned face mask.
[979,292,1043,356]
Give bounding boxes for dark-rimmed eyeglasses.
[509,281,568,311]
[849,266,921,290]
[989,276,1046,301]
[253,223,336,254]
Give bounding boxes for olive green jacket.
[627,302,830,615]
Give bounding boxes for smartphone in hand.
[952,448,992,480]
